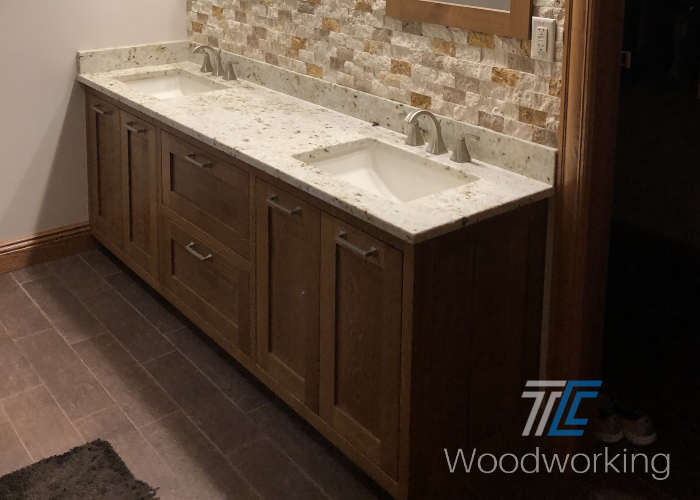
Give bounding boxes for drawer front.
[161,132,251,259]
[162,216,251,355]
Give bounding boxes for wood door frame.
[548,0,626,452]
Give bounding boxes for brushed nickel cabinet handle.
[267,196,302,216]
[335,232,378,257]
[184,153,212,168]
[91,105,112,116]
[123,122,146,134]
[185,242,212,261]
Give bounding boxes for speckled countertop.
[78,61,554,244]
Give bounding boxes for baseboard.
[0,222,97,274]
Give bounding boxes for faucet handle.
[224,62,237,81]
[450,137,471,163]
[199,52,214,73]
[405,122,425,147]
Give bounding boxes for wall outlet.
[531,17,556,63]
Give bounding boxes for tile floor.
[0,248,678,499]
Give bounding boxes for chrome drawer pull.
[184,153,212,168]
[123,122,146,134]
[185,242,213,261]
[267,196,302,216]
[91,105,112,116]
[335,232,378,257]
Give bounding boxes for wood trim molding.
[386,0,531,39]
[547,0,626,452]
[0,222,97,274]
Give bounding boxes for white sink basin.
[296,139,477,203]
[122,72,225,99]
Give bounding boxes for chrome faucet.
[405,110,448,155]
[193,45,225,77]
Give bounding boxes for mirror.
[386,0,530,39]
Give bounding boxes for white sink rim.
[117,70,227,100]
[295,138,478,204]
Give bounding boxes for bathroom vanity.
[79,42,554,499]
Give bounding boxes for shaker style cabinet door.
[120,111,159,278]
[256,181,321,412]
[86,94,123,248]
[319,214,403,480]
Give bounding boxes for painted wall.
[0,1,185,242]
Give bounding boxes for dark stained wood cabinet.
[86,94,122,248]
[319,214,403,480]
[256,181,321,412]
[85,87,550,500]
[120,111,159,277]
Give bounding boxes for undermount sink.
[296,139,477,203]
[121,72,226,99]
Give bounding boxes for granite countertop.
[78,60,554,244]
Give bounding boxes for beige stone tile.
[166,327,270,413]
[0,274,52,340]
[46,255,110,299]
[3,386,84,461]
[16,329,113,421]
[0,422,32,476]
[144,352,261,455]
[73,334,177,428]
[142,412,262,500]
[23,276,105,344]
[0,325,40,399]
[82,289,174,363]
[75,407,185,500]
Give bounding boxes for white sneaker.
[596,414,624,443]
[621,415,657,446]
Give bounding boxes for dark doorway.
[601,1,700,498]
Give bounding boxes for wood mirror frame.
[386,0,531,39]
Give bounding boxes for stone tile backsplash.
[186,0,565,147]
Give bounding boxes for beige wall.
[0,1,185,242]
[187,0,565,147]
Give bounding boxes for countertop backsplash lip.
[78,41,556,184]
[78,45,554,243]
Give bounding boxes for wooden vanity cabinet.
[85,88,549,500]
[86,94,123,248]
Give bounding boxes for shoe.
[621,415,657,446]
[596,414,624,443]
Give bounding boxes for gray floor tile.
[0,422,32,476]
[10,263,52,284]
[250,402,385,500]
[75,407,186,500]
[166,327,270,413]
[46,255,111,299]
[73,334,177,428]
[229,435,329,500]
[2,386,84,461]
[0,325,40,399]
[80,248,124,277]
[23,276,105,344]
[0,274,51,340]
[16,329,113,421]
[0,405,7,424]
[142,412,262,500]
[82,289,173,363]
[144,352,261,456]
[107,271,185,334]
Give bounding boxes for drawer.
[161,132,251,259]
[161,216,252,355]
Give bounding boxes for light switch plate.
[531,17,556,62]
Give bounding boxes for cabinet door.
[319,214,403,480]
[120,111,159,278]
[86,94,122,247]
[256,181,321,411]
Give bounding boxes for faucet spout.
[193,45,225,77]
[405,110,448,155]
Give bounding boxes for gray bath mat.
[0,439,158,499]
